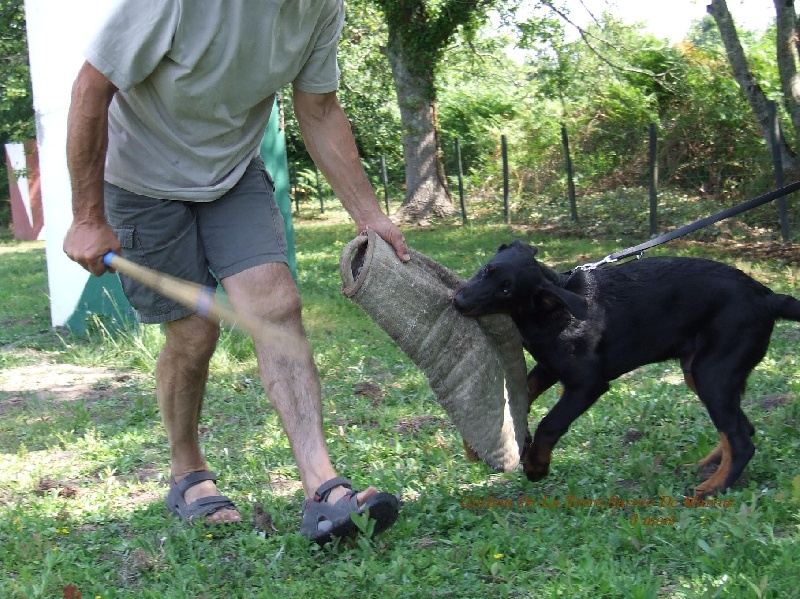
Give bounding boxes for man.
[63,1,409,543]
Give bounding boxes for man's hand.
[63,220,121,276]
[358,214,410,263]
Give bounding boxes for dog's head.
[453,239,588,320]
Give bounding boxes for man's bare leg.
[157,313,242,523]
[223,262,377,506]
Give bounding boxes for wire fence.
[289,108,797,243]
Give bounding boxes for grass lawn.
[1,195,799,598]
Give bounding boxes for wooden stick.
[103,251,262,336]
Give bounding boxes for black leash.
[575,181,800,272]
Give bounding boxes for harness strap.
[575,181,800,272]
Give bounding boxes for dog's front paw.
[522,446,551,482]
[524,462,550,482]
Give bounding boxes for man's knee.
[270,282,303,325]
[163,314,220,360]
[224,262,303,327]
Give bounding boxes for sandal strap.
[182,495,236,522]
[312,477,353,503]
[172,471,219,496]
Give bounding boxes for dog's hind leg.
[691,412,754,473]
[681,356,697,394]
[694,409,754,496]
[679,354,726,470]
[691,351,758,496]
[680,353,753,473]
[695,442,724,469]
[523,380,609,482]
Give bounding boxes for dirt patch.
[34,477,81,498]
[623,429,645,445]
[353,380,384,406]
[396,414,449,437]
[744,393,796,410]
[0,363,132,413]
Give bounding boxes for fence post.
[380,155,390,215]
[315,165,324,214]
[454,138,467,223]
[501,135,509,223]
[649,123,658,236]
[561,124,578,222]
[767,101,792,243]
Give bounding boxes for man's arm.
[63,61,121,276]
[292,87,409,262]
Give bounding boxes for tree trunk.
[385,30,455,223]
[708,0,799,173]
[775,0,800,150]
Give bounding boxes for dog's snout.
[452,286,478,316]
[452,288,467,311]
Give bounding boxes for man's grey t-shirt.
[86,0,344,201]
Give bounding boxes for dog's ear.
[510,239,539,258]
[540,279,589,320]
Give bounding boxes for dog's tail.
[769,293,800,321]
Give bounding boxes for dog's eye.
[499,281,512,296]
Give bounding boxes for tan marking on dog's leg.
[683,370,697,394]
[696,441,724,468]
[463,438,480,462]
[527,377,550,410]
[694,433,732,497]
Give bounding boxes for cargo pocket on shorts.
[111,224,172,319]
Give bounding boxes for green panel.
[260,97,297,281]
[65,272,135,334]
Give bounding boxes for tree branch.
[537,0,657,78]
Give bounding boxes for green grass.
[1,194,799,598]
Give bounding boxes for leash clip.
[574,255,618,273]
[576,249,646,273]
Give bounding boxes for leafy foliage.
[372,0,493,84]
[0,0,34,222]
[283,0,404,197]
[437,31,529,175]
[497,10,776,200]
[0,0,33,142]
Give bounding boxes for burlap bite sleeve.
[339,231,529,472]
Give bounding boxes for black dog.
[453,240,800,496]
